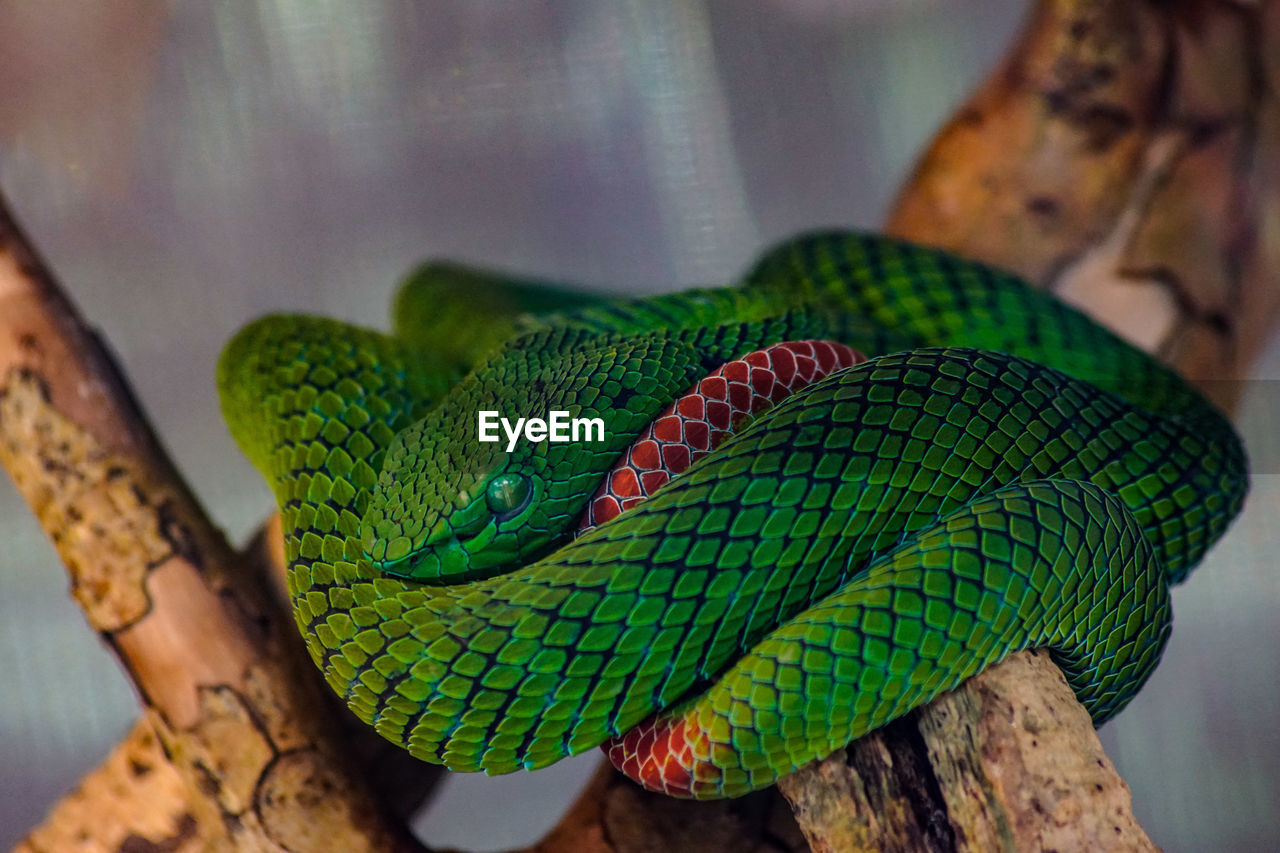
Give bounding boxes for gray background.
[0,2,1276,850]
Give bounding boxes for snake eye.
[485,473,532,521]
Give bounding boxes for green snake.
[218,231,1247,798]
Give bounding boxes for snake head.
[360,328,703,584]
[360,412,545,582]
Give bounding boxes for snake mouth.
[376,525,540,585]
[367,496,490,578]
[375,546,442,582]
[376,531,468,584]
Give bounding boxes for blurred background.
[0,2,1276,850]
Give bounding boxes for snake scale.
[219,231,1247,798]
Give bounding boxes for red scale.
[605,715,698,798]
[577,339,865,534]
[683,420,710,450]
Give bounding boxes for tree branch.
[0,194,424,851]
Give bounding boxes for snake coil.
[219,232,1246,798]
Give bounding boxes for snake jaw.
[374,530,473,583]
[373,501,541,584]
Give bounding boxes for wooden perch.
[889,0,1280,404]
[0,196,426,851]
[5,1,1278,851]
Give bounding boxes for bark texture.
[889,0,1280,408]
[0,197,424,852]
[778,652,1157,853]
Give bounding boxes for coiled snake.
[219,232,1246,798]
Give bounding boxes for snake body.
[219,232,1246,798]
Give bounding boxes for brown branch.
[513,761,805,853]
[14,721,213,853]
[889,0,1280,407]
[778,652,1156,853]
[0,195,423,849]
[777,1,1280,850]
[12,514,448,852]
